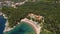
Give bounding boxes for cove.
[5,22,36,34]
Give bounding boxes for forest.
[1,0,60,34]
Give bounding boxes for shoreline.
[2,13,14,32]
[4,18,41,34]
[3,20,14,32]
[0,12,13,33]
[2,13,42,34]
[21,18,41,34]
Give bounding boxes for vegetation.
[40,29,54,34]
[1,1,60,34]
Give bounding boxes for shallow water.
[0,15,6,34]
[5,22,36,34]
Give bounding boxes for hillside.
[1,1,60,34]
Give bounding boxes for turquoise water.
[5,22,36,34]
[0,15,6,34]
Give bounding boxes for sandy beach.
[21,18,41,34]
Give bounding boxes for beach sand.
[21,18,41,34]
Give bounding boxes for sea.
[5,22,36,34]
[0,15,6,34]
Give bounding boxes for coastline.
[2,13,42,34]
[2,13,14,32]
[21,18,41,34]
[4,18,41,34]
[3,20,13,32]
